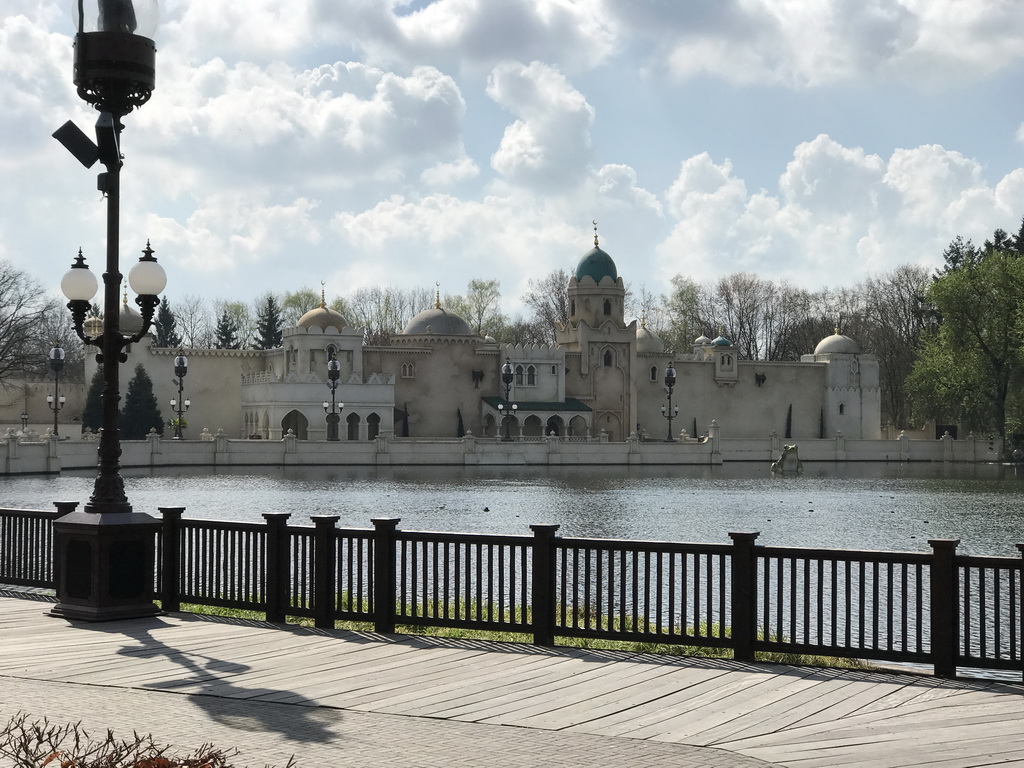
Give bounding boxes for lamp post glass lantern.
[324,355,343,440]
[170,351,189,438]
[51,0,165,621]
[47,344,66,436]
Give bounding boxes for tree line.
[3,217,1023,437]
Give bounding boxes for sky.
[3,0,1024,319]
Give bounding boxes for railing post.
[52,502,79,591]
[372,518,400,634]
[929,538,960,678]
[729,531,760,662]
[530,524,560,647]
[1018,544,1024,682]
[312,515,340,629]
[158,507,185,612]
[263,513,291,624]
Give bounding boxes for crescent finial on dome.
[593,219,599,247]
[320,281,327,310]
[435,281,441,309]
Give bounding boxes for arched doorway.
[281,410,308,440]
[545,416,563,436]
[569,415,587,437]
[367,412,381,440]
[347,412,361,441]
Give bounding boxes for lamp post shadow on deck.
[49,0,166,622]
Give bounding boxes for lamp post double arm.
[661,364,679,442]
[499,356,517,441]
[49,0,166,623]
[170,351,189,439]
[56,0,164,515]
[323,355,343,440]
[47,345,66,436]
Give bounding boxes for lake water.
[2,462,1022,557]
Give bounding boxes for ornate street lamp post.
[170,351,189,439]
[47,345,66,436]
[20,412,28,433]
[323,355,343,441]
[499,357,517,442]
[661,363,679,442]
[50,0,165,621]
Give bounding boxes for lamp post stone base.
[50,510,160,622]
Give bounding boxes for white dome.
[297,305,348,333]
[636,325,665,354]
[119,298,144,336]
[814,332,859,355]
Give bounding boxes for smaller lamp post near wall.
[170,350,189,439]
[499,356,517,441]
[661,363,679,442]
[324,354,343,441]
[20,412,28,433]
[47,344,66,436]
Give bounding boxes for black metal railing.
[2,506,1021,679]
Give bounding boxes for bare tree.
[521,269,571,345]
[174,294,212,348]
[0,263,65,385]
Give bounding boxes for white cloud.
[658,136,1024,288]
[487,61,594,190]
[314,0,615,75]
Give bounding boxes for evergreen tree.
[121,364,164,439]
[81,366,103,434]
[253,295,283,349]
[154,296,181,348]
[214,310,241,349]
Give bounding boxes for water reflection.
[1,462,1021,556]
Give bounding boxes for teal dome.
[711,335,732,346]
[574,246,618,283]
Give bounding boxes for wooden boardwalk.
[1,593,1022,767]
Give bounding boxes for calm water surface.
[2,463,1022,556]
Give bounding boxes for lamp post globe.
[325,355,342,440]
[47,345,66,436]
[170,350,188,439]
[663,364,678,442]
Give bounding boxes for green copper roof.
[574,246,618,283]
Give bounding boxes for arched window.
[346,412,361,441]
[650,365,658,382]
[603,299,611,316]
[551,365,557,375]
[326,344,337,359]
[604,350,613,367]
[839,403,845,415]
[515,365,524,385]
[527,365,536,386]
[367,413,381,440]
[570,300,576,316]
[401,362,415,378]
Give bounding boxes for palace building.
[110,236,882,443]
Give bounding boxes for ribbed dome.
[814,332,859,355]
[297,305,348,333]
[574,246,618,283]
[711,334,732,347]
[636,325,665,354]
[402,307,473,336]
[694,334,711,345]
